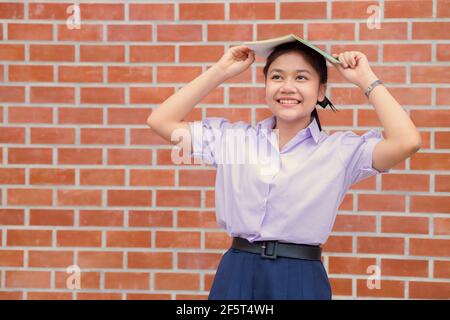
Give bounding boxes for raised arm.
[147,45,255,150]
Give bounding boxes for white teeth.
[278,99,300,104]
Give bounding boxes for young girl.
[147,41,422,300]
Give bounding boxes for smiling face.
[265,51,326,126]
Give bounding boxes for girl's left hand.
[331,51,378,89]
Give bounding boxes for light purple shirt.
[188,115,390,246]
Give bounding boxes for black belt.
[231,237,322,261]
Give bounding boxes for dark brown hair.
[263,41,338,131]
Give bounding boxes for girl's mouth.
[276,99,302,107]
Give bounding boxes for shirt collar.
[256,115,321,144]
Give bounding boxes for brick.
[76,292,121,300]
[331,1,377,19]
[0,250,24,267]
[331,214,376,232]
[80,128,125,145]
[205,232,232,249]
[0,44,25,60]
[434,218,450,235]
[158,25,202,42]
[178,211,218,229]
[30,209,74,226]
[329,278,352,296]
[9,147,53,165]
[207,24,252,42]
[156,190,201,207]
[154,273,199,290]
[156,231,201,248]
[129,87,174,104]
[7,188,53,205]
[30,45,74,62]
[105,272,149,290]
[58,107,103,125]
[410,239,450,257]
[410,195,450,213]
[107,189,152,206]
[55,271,100,289]
[328,257,377,275]
[357,279,404,298]
[58,24,102,41]
[357,236,404,255]
[79,169,125,186]
[178,252,222,270]
[6,271,51,289]
[9,107,52,124]
[128,210,173,228]
[0,3,24,19]
[381,258,428,277]
[30,127,75,144]
[322,235,353,253]
[129,3,174,20]
[80,87,124,104]
[409,281,450,299]
[413,22,450,40]
[0,169,25,184]
[57,189,102,206]
[30,86,75,103]
[29,3,68,20]
[229,3,274,20]
[79,210,124,227]
[108,107,152,125]
[107,25,152,41]
[130,45,174,62]
[57,148,103,165]
[281,2,326,19]
[434,261,450,278]
[0,86,25,102]
[78,251,123,268]
[28,250,73,268]
[385,0,433,18]
[7,229,52,247]
[128,252,173,269]
[9,65,53,82]
[79,3,124,20]
[28,292,72,300]
[108,66,152,83]
[80,45,125,62]
[381,216,429,234]
[57,230,102,247]
[360,22,407,40]
[58,66,103,83]
[106,231,151,248]
[130,169,175,186]
[0,209,24,225]
[8,23,53,40]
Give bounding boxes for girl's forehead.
[269,53,313,73]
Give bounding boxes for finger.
[344,52,352,68]
[349,52,356,68]
[339,53,347,68]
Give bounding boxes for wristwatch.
[364,79,383,98]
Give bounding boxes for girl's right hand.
[215,45,255,80]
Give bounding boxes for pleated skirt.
[208,247,332,300]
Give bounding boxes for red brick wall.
[0,1,449,300]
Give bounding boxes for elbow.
[147,115,157,127]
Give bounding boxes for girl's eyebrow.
[270,68,311,75]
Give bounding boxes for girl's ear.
[318,83,327,101]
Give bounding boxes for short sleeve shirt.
[188,115,390,245]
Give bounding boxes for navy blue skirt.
[208,247,332,300]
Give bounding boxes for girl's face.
[265,51,326,124]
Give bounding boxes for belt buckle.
[261,241,278,259]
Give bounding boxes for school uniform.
[189,114,391,300]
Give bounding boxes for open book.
[242,33,341,64]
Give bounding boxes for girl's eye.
[271,75,307,80]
